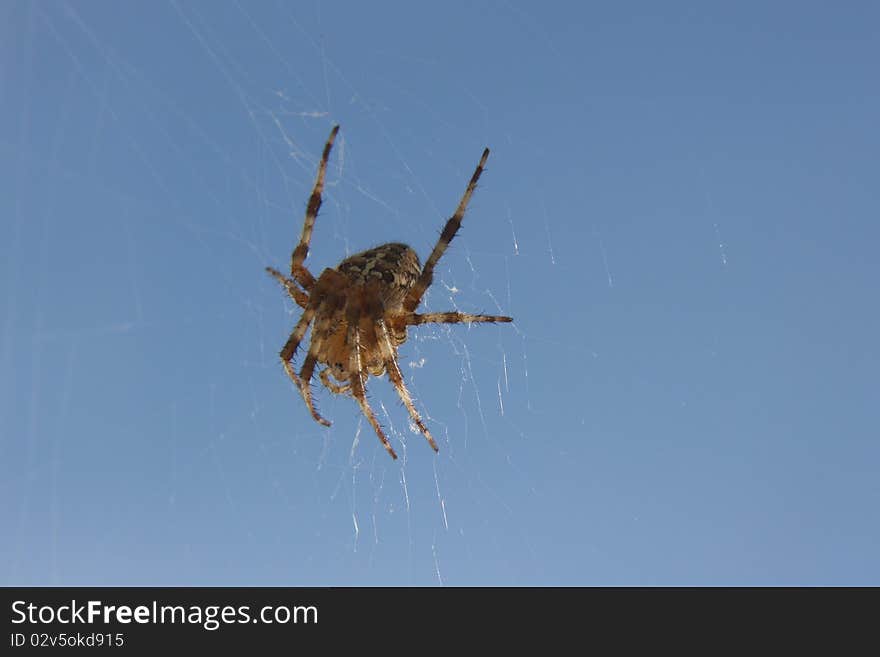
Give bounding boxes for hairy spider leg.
[280,305,317,391]
[294,296,344,427]
[290,124,339,291]
[376,319,438,452]
[347,304,397,460]
[403,148,490,314]
[405,311,512,326]
[266,266,309,309]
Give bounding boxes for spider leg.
[280,303,318,393]
[403,147,490,313]
[376,319,438,453]
[295,301,340,427]
[266,266,309,308]
[406,311,512,326]
[290,124,340,291]
[320,367,351,394]
[347,316,397,460]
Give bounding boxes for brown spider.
[267,125,512,459]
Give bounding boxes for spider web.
[0,0,567,586]
[10,1,877,587]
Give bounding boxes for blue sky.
[2,1,878,585]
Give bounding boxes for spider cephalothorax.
[267,125,512,459]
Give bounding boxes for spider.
[266,125,512,459]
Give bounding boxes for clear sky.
[2,1,878,585]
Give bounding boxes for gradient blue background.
[2,1,878,585]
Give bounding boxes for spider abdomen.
[336,242,421,309]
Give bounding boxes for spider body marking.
[267,125,512,459]
[323,243,420,378]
